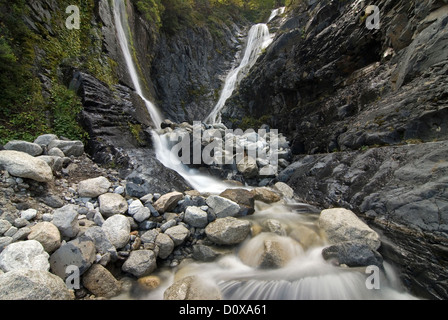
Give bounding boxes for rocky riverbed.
[0,134,410,300]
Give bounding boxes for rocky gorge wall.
[222,0,448,299]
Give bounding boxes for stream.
[112,1,418,300]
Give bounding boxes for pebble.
[160,219,177,232]
[13,218,29,228]
[114,186,125,195]
[4,227,18,237]
[42,213,53,222]
[20,209,37,221]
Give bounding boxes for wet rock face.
[223,0,448,155]
[151,23,244,124]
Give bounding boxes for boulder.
[205,217,251,245]
[82,264,121,298]
[273,182,294,199]
[0,150,53,182]
[237,156,258,179]
[0,240,50,272]
[0,269,74,300]
[52,204,79,238]
[184,206,208,228]
[322,241,384,268]
[219,188,255,216]
[164,225,190,246]
[83,226,118,263]
[141,229,160,244]
[153,191,183,213]
[155,233,174,259]
[78,176,111,198]
[49,238,96,279]
[128,199,144,215]
[98,193,128,217]
[27,222,61,253]
[164,275,222,300]
[122,250,157,278]
[48,147,65,157]
[20,208,37,221]
[133,207,151,223]
[47,139,84,157]
[102,215,130,249]
[319,208,381,250]
[206,195,240,218]
[4,140,43,156]
[251,187,282,203]
[33,134,58,147]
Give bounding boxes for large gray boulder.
[122,250,157,278]
[206,195,240,218]
[155,233,174,259]
[205,217,251,245]
[164,225,190,246]
[4,140,43,156]
[47,139,84,157]
[319,208,381,250]
[78,176,111,198]
[102,215,130,249]
[0,240,50,272]
[52,205,79,238]
[322,241,384,268]
[33,134,58,147]
[184,206,208,228]
[98,193,128,217]
[0,269,74,300]
[49,238,96,279]
[0,150,53,182]
[83,226,118,263]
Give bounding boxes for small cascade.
[205,22,275,124]
[268,6,286,22]
[113,0,163,129]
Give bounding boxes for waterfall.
[113,0,163,129]
[113,0,230,193]
[111,4,418,300]
[268,6,286,22]
[205,21,275,124]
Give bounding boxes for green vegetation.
[0,0,287,145]
[128,122,145,145]
[133,0,287,35]
[0,0,116,145]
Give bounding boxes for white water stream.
[112,2,417,300]
[205,20,277,124]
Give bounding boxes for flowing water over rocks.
[0,3,433,301]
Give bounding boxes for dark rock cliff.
[224,0,448,299]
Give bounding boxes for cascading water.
[113,0,230,193]
[113,0,163,129]
[112,3,417,300]
[205,20,277,124]
[268,6,286,22]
